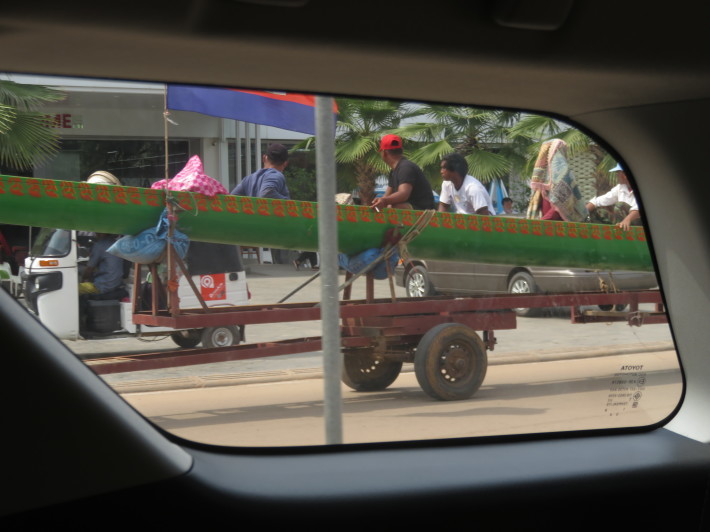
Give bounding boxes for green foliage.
[293,97,618,199]
[284,166,317,202]
[0,80,65,171]
[293,98,420,203]
[395,104,527,183]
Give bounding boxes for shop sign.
[44,113,84,129]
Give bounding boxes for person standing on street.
[438,152,496,215]
[371,134,435,210]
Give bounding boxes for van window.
[1,73,682,447]
[31,228,71,258]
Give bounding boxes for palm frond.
[0,102,15,134]
[508,114,567,140]
[0,112,61,169]
[0,81,64,170]
[0,81,65,110]
[291,136,316,151]
[465,150,511,183]
[393,122,448,143]
[336,137,377,163]
[554,129,592,156]
[409,140,454,167]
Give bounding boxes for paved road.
[124,350,682,446]
[60,262,675,392]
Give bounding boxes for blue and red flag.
[166,85,333,135]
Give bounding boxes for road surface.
[124,350,681,446]
[51,262,680,446]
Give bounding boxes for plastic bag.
[338,247,399,280]
[107,209,189,264]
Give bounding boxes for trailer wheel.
[342,349,403,391]
[202,325,241,348]
[414,323,487,401]
[170,329,202,348]
[598,304,628,312]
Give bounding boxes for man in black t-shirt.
[371,134,435,210]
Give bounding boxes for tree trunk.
[355,160,377,206]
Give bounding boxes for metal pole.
[235,120,242,183]
[245,123,252,176]
[255,124,262,167]
[315,95,342,444]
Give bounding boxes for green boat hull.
[0,175,653,271]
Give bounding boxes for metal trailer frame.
[86,261,666,401]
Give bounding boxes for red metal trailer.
[86,262,666,401]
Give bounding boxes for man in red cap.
[371,134,435,210]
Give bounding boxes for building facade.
[6,74,308,190]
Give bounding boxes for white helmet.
[86,170,121,185]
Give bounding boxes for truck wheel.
[414,323,487,401]
[171,329,202,348]
[202,326,241,348]
[342,348,403,391]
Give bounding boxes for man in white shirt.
[438,152,496,215]
[586,163,640,231]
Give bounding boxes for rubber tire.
[414,323,487,401]
[598,304,628,312]
[406,265,435,297]
[201,325,241,348]
[508,271,539,317]
[170,329,202,348]
[341,349,403,392]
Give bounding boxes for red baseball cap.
[379,134,403,151]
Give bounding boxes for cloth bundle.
[108,208,189,264]
[526,139,587,222]
[151,155,228,196]
[338,247,399,280]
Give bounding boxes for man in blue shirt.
[230,143,290,199]
[79,233,125,295]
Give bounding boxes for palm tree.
[0,80,65,172]
[294,98,417,205]
[394,105,526,187]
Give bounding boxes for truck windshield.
[31,228,71,258]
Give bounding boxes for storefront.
[6,74,308,190]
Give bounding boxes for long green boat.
[0,174,653,271]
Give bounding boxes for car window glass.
[0,73,681,447]
[31,228,71,257]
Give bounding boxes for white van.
[22,228,249,348]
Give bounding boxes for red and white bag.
[151,155,228,197]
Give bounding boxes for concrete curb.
[105,341,675,395]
